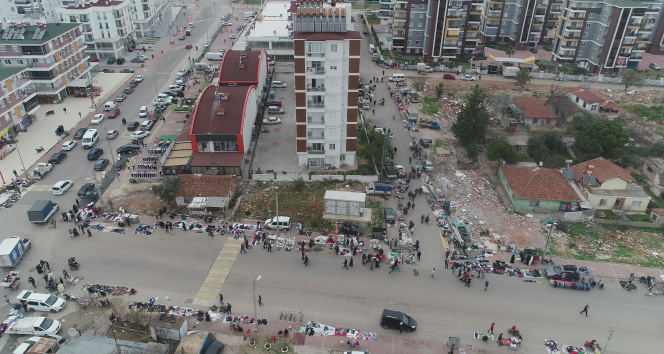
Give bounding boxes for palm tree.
[504,46,516,58]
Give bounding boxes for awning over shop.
[68,78,91,88]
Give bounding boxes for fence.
[593,218,662,229]
[252,173,378,183]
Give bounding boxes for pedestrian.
[444,259,449,269]
[421,214,424,223]
[362,254,366,265]
[372,109,375,115]
[349,257,354,267]
[412,202,415,209]
[76,198,80,207]
[87,228,91,237]
[227,303,232,314]
[13,169,18,178]
[267,242,272,252]
[479,74,482,80]
[240,244,246,253]
[489,322,494,334]
[45,261,50,272]
[510,254,515,264]
[497,333,503,345]
[580,304,589,317]
[28,276,35,289]
[52,220,56,228]
[219,294,224,305]
[399,321,404,334]
[417,251,421,261]
[63,107,67,114]
[258,295,263,306]
[4,295,9,304]
[263,240,267,249]
[63,270,69,279]
[430,268,435,278]
[343,258,348,269]
[485,280,489,291]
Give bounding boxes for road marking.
[30,184,53,192]
[192,238,243,306]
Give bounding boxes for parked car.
[106,130,118,140]
[262,117,281,125]
[94,159,110,171]
[116,93,127,102]
[130,57,144,63]
[443,73,456,80]
[384,208,395,224]
[139,106,148,118]
[107,57,116,64]
[176,68,188,77]
[73,128,88,139]
[141,120,155,131]
[135,74,144,82]
[91,114,105,125]
[419,139,432,148]
[545,265,578,278]
[174,77,185,85]
[124,86,135,94]
[230,34,237,39]
[101,68,115,73]
[423,160,434,172]
[266,100,282,107]
[86,148,104,160]
[131,130,150,140]
[178,35,186,40]
[77,183,96,198]
[52,180,73,195]
[107,107,121,118]
[222,22,232,26]
[168,85,184,92]
[89,58,100,62]
[163,90,179,97]
[380,309,417,332]
[61,141,77,151]
[650,62,661,70]
[116,57,126,64]
[117,144,141,155]
[49,152,67,164]
[550,270,580,281]
[127,121,140,131]
[461,75,476,81]
[139,54,149,61]
[121,68,135,73]
[272,81,287,88]
[340,222,363,235]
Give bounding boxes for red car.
[185,44,193,49]
[107,107,121,118]
[443,74,456,80]
[89,58,100,62]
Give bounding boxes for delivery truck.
[366,181,393,195]
[0,236,31,268]
[29,163,53,179]
[27,200,59,224]
[6,317,61,336]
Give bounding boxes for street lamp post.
[87,172,104,209]
[100,123,118,180]
[13,143,27,178]
[542,222,556,259]
[252,275,262,332]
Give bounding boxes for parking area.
[251,72,300,173]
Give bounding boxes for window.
[586,24,591,28]
[330,44,338,52]
[0,100,4,108]
[0,46,6,52]
[532,119,538,124]
[632,200,642,207]
[340,155,346,161]
[599,199,608,206]
[581,42,586,46]
[14,92,19,99]
[589,13,594,18]
[3,59,9,64]
[530,200,540,207]
[415,40,420,45]
[329,144,336,150]
[11,46,19,52]
[330,65,337,70]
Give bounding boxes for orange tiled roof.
[512,97,559,119]
[570,157,635,184]
[569,86,609,105]
[501,165,581,202]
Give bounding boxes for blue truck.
[27,200,59,224]
[366,181,393,195]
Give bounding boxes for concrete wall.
[594,218,662,229]
[252,173,378,183]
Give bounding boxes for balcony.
[307,67,325,74]
[308,148,325,154]
[307,117,325,124]
[565,25,583,31]
[561,33,580,40]
[307,131,325,138]
[307,101,325,108]
[306,52,324,58]
[307,85,325,92]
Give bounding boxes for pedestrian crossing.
[192,238,242,307]
[29,184,53,192]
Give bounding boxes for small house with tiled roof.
[498,165,583,212]
[512,97,560,131]
[568,87,619,118]
[650,209,664,226]
[570,157,650,212]
[174,174,237,214]
[640,156,664,196]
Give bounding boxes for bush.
[631,172,649,186]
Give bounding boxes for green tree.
[644,140,664,157]
[486,139,519,163]
[504,46,516,58]
[451,85,490,152]
[514,68,532,87]
[573,120,630,161]
[435,82,444,99]
[570,67,589,76]
[620,69,646,91]
[568,112,598,133]
[527,136,551,164]
[151,176,180,204]
[542,131,567,154]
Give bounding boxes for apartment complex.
[128,0,168,37]
[481,0,563,47]
[293,0,360,169]
[552,0,664,72]
[0,23,91,138]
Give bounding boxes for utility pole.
[542,221,556,259]
[604,327,614,352]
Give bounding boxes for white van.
[206,52,224,61]
[17,290,67,313]
[82,129,99,148]
[389,74,405,82]
[368,44,376,54]
[264,216,291,230]
[103,101,117,111]
[268,106,285,114]
[195,63,213,72]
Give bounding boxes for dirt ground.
[107,181,166,216]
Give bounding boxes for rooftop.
[0,23,80,45]
[190,152,245,168]
[512,97,559,119]
[58,334,168,354]
[293,31,361,40]
[64,0,125,9]
[501,165,582,202]
[642,156,664,173]
[218,50,265,84]
[251,0,292,38]
[570,157,636,184]
[569,86,610,105]
[190,85,255,136]
[0,67,25,81]
[175,174,236,198]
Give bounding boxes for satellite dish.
[539,161,543,167]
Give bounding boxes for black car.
[107,57,116,64]
[116,57,126,64]
[77,183,96,198]
[117,144,141,155]
[130,57,145,63]
[163,90,179,97]
[94,158,110,171]
[121,68,135,73]
[49,152,67,164]
[380,309,417,332]
[340,222,363,235]
[419,139,432,148]
[127,121,140,131]
[87,147,104,160]
[73,127,88,139]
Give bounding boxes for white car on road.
[176,68,188,77]
[61,140,77,151]
[139,106,148,118]
[462,75,476,81]
[135,74,144,82]
[263,117,281,125]
[91,114,105,125]
[131,130,150,140]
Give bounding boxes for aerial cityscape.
[0,0,663,353]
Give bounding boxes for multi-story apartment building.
[56,1,135,61]
[552,0,663,73]
[293,1,360,169]
[392,0,482,63]
[481,0,563,48]
[128,0,168,37]
[0,23,90,137]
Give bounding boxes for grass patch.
[624,104,664,121]
[420,96,439,115]
[613,246,634,258]
[367,17,381,25]
[645,189,664,208]
[625,214,651,223]
[434,139,445,148]
[594,210,620,220]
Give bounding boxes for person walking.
[349,257,354,267]
[63,269,69,279]
[258,295,263,306]
[489,322,495,334]
[430,268,435,278]
[13,169,18,178]
[416,251,421,261]
[219,294,224,305]
[510,254,516,264]
[240,244,246,253]
[484,280,490,291]
[28,276,36,289]
[580,304,589,316]
[497,333,503,346]
[86,228,92,237]
[398,322,404,334]
[63,107,67,114]
[343,259,348,269]
[4,295,9,305]
[51,220,56,228]
[267,242,272,252]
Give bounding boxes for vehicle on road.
[131,130,150,140]
[230,34,237,39]
[29,163,53,179]
[61,140,77,151]
[443,73,456,80]
[52,180,73,195]
[130,57,144,63]
[0,236,31,267]
[73,128,88,139]
[141,120,155,131]
[262,117,281,125]
[86,148,104,160]
[106,130,118,140]
[117,144,141,155]
[366,181,393,195]
[116,57,125,64]
[384,208,396,224]
[185,44,193,49]
[139,106,148,118]
[17,290,67,313]
[48,152,67,164]
[116,93,127,102]
[462,75,476,81]
[272,81,287,88]
[135,74,144,82]
[545,265,578,278]
[121,68,135,73]
[650,63,661,70]
[107,107,121,118]
[6,317,61,336]
[91,114,105,125]
[381,309,417,332]
[77,183,96,199]
[178,35,185,40]
[127,121,140,131]
[27,200,59,224]
[176,68,188,77]
[101,68,115,73]
[94,159,110,171]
